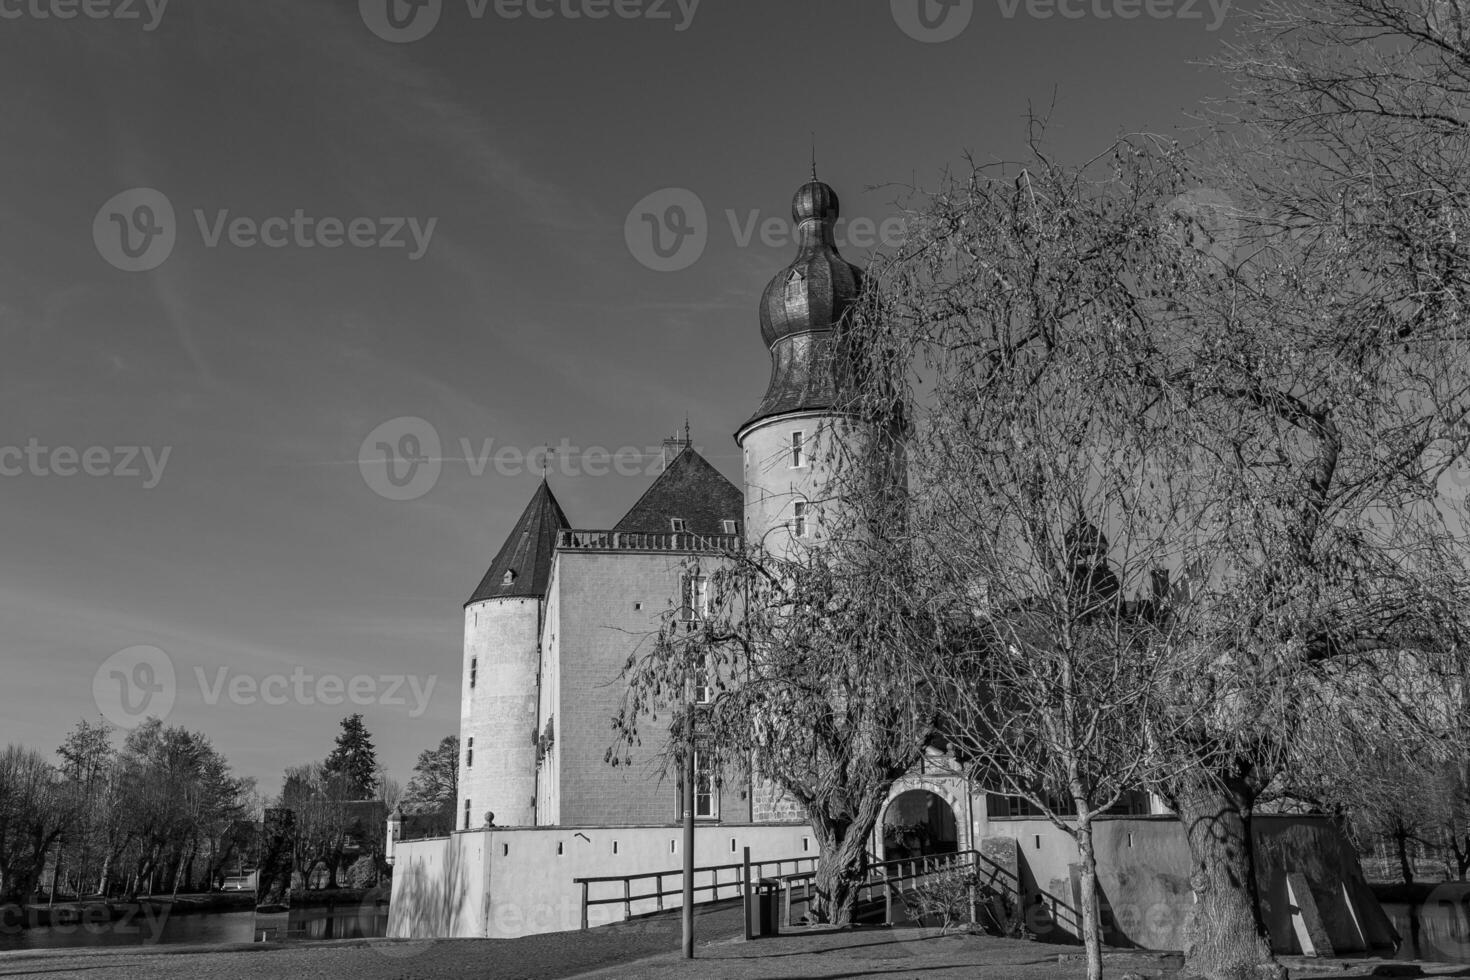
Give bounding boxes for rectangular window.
[792,501,808,538]
[694,751,718,819]
[790,431,805,468]
[464,799,471,830]
[695,652,713,705]
[681,574,709,622]
[470,657,477,689]
[467,737,474,768]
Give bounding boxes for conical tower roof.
[467,480,570,604]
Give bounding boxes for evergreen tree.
[322,714,377,800]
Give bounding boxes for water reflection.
[1383,896,1470,964]
[0,903,387,952]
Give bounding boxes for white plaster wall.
[390,823,813,940]
[387,832,490,939]
[738,412,847,558]
[460,597,542,829]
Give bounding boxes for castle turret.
[737,175,867,823]
[736,175,864,554]
[459,479,568,829]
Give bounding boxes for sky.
[0,0,1243,793]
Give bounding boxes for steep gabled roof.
[467,480,570,605]
[614,446,743,536]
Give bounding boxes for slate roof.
[613,446,743,536]
[467,480,570,605]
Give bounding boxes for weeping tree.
[836,200,1221,975]
[840,118,1470,978]
[609,431,937,925]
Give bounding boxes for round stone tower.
[736,175,865,557]
[737,175,867,823]
[458,479,568,830]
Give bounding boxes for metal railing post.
[743,846,753,941]
[581,880,589,931]
[656,873,664,912]
[623,878,632,921]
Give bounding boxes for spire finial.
[684,415,691,444]
[810,133,818,182]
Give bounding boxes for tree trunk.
[1074,812,1103,980]
[1170,768,1285,980]
[1394,827,1415,886]
[809,817,866,926]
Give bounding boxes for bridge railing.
[572,853,817,931]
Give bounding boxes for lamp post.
[682,670,695,959]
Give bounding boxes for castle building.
[456,174,860,832]
[392,174,1388,954]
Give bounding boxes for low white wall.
[387,832,490,939]
[390,822,813,940]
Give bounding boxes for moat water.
[0,905,388,951]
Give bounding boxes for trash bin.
[755,878,781,937]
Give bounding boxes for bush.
[899,865,980,934]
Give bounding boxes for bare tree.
[842,116,1470,979]
[610,493,936,925]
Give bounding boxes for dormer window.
[722,520,737,535]
[502,570,516,586]
[790,431,806,468]
[670,518,686,533]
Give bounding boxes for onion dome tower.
[459,479,568,829]
[736,173,865,554]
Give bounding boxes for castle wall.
[550,549,751,827]
[460,597,542,829]
[389,822,812,940]
[984,814,1396,954]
